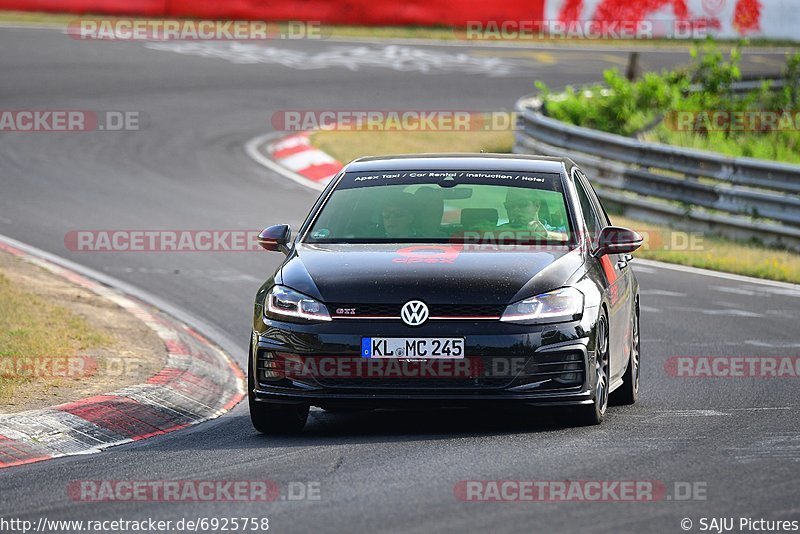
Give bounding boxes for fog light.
[554,372,583,385]
[258,350,284,379]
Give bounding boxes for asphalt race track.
[1,27,799,533]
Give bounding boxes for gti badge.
[401,300,429,326]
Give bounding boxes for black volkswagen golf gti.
[250,154,643,433]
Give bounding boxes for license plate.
[361,337,465,359]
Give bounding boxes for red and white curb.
[245,131,343,192]
[0,236,245,469]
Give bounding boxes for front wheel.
[250,400,309,435]
[611,302,640,405]
[248,347,309,434]
[573,310,609,426]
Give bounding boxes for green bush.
[538,69,687,136]
[536,40,800,163]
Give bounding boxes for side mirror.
[594,226,643,257]
[258,224,291,254]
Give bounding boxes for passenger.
[413,187,446,237]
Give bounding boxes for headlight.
[500,287,584,324]
[265,285,331,322]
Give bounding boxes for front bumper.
[251,312,598,408]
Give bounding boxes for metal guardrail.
[513,79,800,251]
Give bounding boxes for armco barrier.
[513,81,800,251]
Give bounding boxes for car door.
[573,171,631,382]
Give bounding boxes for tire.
[248,346,309,434]
[573,309,609,426]
[611,301,640,406]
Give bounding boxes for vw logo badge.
[401,300,429,326]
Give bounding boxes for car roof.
[344,153,574,174]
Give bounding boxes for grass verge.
[308,127,800,284]
[642,127,800,164]
[311,127,514,164]
[611,215,800,284]
[0,272,112,403]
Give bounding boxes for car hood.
[280,243,585,306]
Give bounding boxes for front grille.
[257,349,586,392]
[262,351,514,390]
[328,303,503,318]
[510,351,586,390]
[314,374,512,390]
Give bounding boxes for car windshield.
[305,170,573,244]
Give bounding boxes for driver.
[381,192,417,238]
[498,188,549,238]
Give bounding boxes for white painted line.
[656,410,731,417]
[669,306,763,317]
[640,289,686,297]
[0,23,66,31]
[640,305,662,313]
[729,407,793,411]
[711,285,757,296]
[635,258,800,291]
[742,340,800,348]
